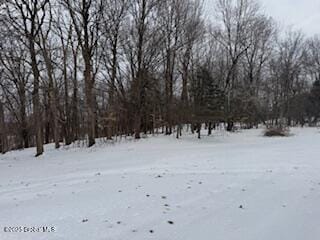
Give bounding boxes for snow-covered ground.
[1,128,320,240]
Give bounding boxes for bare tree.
[179,0,204,127]
[100,0,128,139]
[0,37,31,149]
[6,0,51,156]
[277,30,306,126]
[125,0,160,139]
[63,0,103,147]
[213,0,261,130]
[37,4,61,149]
[305,36,320,83]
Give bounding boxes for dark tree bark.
[0,101,7,154]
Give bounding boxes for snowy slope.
[1,128,320,240]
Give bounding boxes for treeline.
[0,0,319,156]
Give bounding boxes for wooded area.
[0,0,320,156]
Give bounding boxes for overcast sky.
[204,0,320,36]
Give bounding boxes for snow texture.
[1,128,320,240]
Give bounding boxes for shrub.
[264,127,290,137]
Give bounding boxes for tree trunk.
[0,102,7,154]
[197,123,201,139]
[133,70,142,140]
[41,39,60,149]
[63,48,72,146]
[208,122,212,136]
[227,121,234,132]
[181,46,191,111]
[30,40,44,157]
[19,85,29,148]
[71,46,79,142]
[84,56,96,147]
[165,53,173,135]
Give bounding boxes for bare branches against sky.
[204,0,320,36]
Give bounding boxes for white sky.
[204,0,320,36]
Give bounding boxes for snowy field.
[1,128,320,240]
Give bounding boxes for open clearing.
[1,128,320,240]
